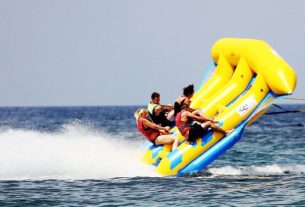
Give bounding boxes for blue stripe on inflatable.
[169,151,183,170]
[166,144,195,170]
[151,146,164,159]
[201,131,213,146]
[195,60,216,91]
[141,140,153,153]
[153,158,161,167]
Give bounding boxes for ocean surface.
[0,105,304,206]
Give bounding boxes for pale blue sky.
[0,0,304,106]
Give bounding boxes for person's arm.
[142,119,169,132]
[160,105,174,111]
[155,104,174,114]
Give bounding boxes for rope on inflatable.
[266,103,305,115]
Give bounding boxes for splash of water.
[0,124,157,180]
[207,164,305,176]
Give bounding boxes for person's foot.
[225,129,234,135]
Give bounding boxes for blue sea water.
[0,105,304,206]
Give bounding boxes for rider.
[135,109,179,150]
[175,104,234,142]
[147,92,174,127]
[174,84,195,116]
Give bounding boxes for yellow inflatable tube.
[199,57,254,117]
[212,38,296,95]
[154,38,297,176]
[191,56,234,109]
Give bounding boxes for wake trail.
[0,124,157,180]
[207,164,305,176]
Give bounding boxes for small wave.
[207,164,305,176]
[0,123,156,180]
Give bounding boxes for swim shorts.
[188,123,207,142]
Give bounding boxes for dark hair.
[151,92,160,100]
[183,84,194,96]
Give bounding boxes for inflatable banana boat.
[141,38,297,176]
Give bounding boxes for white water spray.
[0,124,157,180]
[207,164,305,176]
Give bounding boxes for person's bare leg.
[172,137,179,150]
[204,121,233,135]
[155,135,179,150]
[192,110,212,122]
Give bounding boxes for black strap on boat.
[284,97,305,101]
[265,103,305,115]
[272,104,288,112]
[265,109,305,115]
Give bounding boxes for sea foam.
[0,124,156,180]
[207,164,305,176]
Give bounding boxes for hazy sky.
[1,0,304,106]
